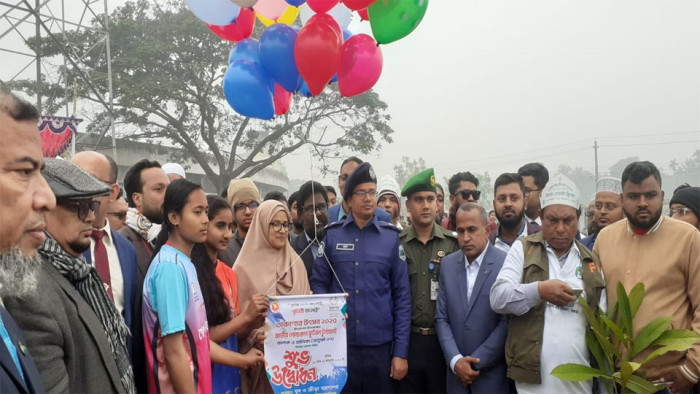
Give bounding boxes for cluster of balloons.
[185,0,428,120]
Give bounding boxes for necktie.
[0,312,25,383]
[91,229,114,300]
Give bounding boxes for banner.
[265,294,347,394]
[38,115,82,157]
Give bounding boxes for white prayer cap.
[377,175,401,201]
[596,177,622,194]
[540,173,580,210]
[162,162,186,179]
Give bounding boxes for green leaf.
[591,324,621,360]
[550,364,606,382]
[580,295,602,333]
[586,329,608,373]
[620,361,634,381]
[616,281,633,335]
[651,329,700,347]
[631,316,671,358]
[623,374,663,394]
[628,283,645,318]
[600,314,625,343]
[643,340,699,365]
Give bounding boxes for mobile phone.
[566,289,583,308]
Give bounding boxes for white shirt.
[89,221,125,315]
[449,244,489,373]
[524,214,542,226]
[493,219,537,254]
[490,241,606,394]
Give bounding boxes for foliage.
[9,0,393,191]
[393,156,426,186]
[609,156,640,179]
[551,281,699,394]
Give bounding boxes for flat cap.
[401,168,436,197]
[343,162,376,200]
[43,158,111,199]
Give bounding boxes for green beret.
[401,168,436,197]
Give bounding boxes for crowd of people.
[2,87,700,394]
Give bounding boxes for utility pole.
[34,0,41,113]
[593,139,599,191]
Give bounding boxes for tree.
[609,156,640,179]
[558,165,596,205]
[393,156,426,186]
[13,0,393,191]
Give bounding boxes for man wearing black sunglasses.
[443,172,481,231]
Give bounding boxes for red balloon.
[307,13,342,41]
[273,83,292,115]
[294,18,342,96]
[338,34,382,97]
[307,0,339,14]
[207,8,256,42]
[357,8,369,21]
[343,0,375,11]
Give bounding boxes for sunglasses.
[108,211,127,221]
[454,189,481,201]
[59,199,101,221]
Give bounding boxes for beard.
[496,208,524,229]
[0,245,42,298]
[68,238,92,255]
[624,205,663,230]
[142,205,164,224]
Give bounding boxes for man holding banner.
[311,162,411,393]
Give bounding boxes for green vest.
[504,232,605,384]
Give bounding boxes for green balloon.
[368,0,429,44]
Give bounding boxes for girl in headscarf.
[234,200,312,393]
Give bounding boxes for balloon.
[300,3,351,28]
[306,13,342,41]
[260,24,301,92]
[273,83,293,115]
[294,17,342,95]
[329,29,353,83]
[357,8,368,21]
[286,0,306,5]
[343,0,375,11]
[368,0,428,44]
[254,0,288,21]
[306,0,338,14]
[223,60,274,120]
[185,0,240,25]
[228,38,260,65]
[256,5,299,26]
[337,33,382,97]
[298,81,313,97]
[232,0,258,7]
[206,8,256,42]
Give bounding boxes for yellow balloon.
[256,5,299,26]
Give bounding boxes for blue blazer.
[435,245,510,393]
[0,307,44,393]
[328,204,391,224]
[82,229,138,359]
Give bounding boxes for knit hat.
[669,186,700,219]
[43,158,111,199]
[378,175,401,201]
[596,177,622,194]
[226,178,261,207]
[540,173,580,210]
[162,162,186,179]
[401,168,436,197]
[343,162,376,200]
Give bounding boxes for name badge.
[336,243,355,251]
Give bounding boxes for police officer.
[397,168,458,393]
[311,162,411,393]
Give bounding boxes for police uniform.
[310,162,411,394]
[397,168,459,393]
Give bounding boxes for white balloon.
[299,3,352,29]
[185,0,241,25]
[231,0,259,8]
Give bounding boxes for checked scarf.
[39,233,136,394]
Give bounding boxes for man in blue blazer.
[435,202,510,393]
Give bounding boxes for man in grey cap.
[580,177,623,250]
[4,159,136,394]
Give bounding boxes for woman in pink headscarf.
[234,200,311,393]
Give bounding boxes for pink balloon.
[273,83,292,115]
[307,0,339,14]
[343,0,375,11]
[337,33,382,97]
[254,0,289,21]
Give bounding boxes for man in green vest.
[490,173,606,394]
[397,168,458,393]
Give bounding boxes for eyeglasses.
[585,211,595,218]
[352,190,378,199]
[234,201,260,212]
[107,211,127,221]
[303,203,328,214]
[670,207,693,217]
[270,221,293,233]
[595,202,619,212]
[525,187,542,194]
[454,189,481,201]
[59,199,101,221]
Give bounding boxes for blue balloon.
[285,0,306,5]
[223,60,274,120]
[228,38,260,65]
[342,28,353,43]
[259,24,302,93]
[298,81,313,98]
[185,0,240,25]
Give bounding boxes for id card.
[430,278,439,301]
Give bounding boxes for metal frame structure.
[0,0,116,158]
